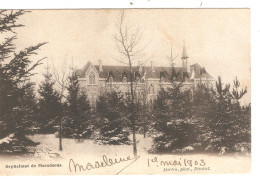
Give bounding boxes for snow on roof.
[76,62,214,82]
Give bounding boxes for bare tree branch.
[113,10,150,157]
[51,55,70,100]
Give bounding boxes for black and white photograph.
[0,8,251,175]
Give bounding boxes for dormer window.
[109,76,113,83]
[161,76,165,82]
[122,76,127,83]
[107,71,114,83]
[160,71,165,82]
[89,72,95,84]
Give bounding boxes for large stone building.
[75,45,215,105]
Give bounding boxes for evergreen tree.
[38,66,61,133]
[0,10,46,154]
[135,100,152,138]
[63,71,92,139]
[151,84,197,153]
[192,83,216,151]
[205,77,251,153]
[193,83,214,117]
[4,82,38,134]
[95,91,130,145]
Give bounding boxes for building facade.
[75,46,215,106]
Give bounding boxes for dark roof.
[75,62,91,77]
[95,65,133,82]
[191,63,214,79]
[143,66,189,82]
[76,62,214,82]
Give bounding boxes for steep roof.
[76,62,214,82]
[191,63,214,79]
[75,62,91,78]
[94,65,130,82]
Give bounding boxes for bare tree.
[52,56,70,101]
[51,56,70,151]
[113,10,148,157]
[166,43,178,69]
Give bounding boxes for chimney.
[151,61,155,72]
[99,60,103,72]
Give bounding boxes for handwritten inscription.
[147,156,208,172]
[69,155,139,174]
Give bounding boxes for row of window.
[88,72,144,84]
[88,70,191,85]
[89,72,170,85]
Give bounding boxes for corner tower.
[182,44,190,73]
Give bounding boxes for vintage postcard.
[0,9,251,175]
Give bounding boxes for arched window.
[140,91,144,100]
[136,77,140,83]
[89,72,95,84]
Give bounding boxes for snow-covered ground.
[25,134,153,160]
[0,134,251,175]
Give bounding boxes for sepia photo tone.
[0,9,250,175]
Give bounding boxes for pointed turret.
[170,44,175,67]
[166,44,176,68]
[182,43,190,73]
[182,45,189,60]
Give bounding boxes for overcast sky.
[12,9,250,103]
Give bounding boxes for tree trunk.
[130,69,137,157]
[132,124,137,156]
[59,120,62,151]
[143,124,146,138]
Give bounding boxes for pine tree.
[205,77,250,154]
[63,71,92,139]
[135,100,152,138]
[151,84,197,153]
[0,10,47,154]
[193,83,214,117]
[191,83,214,150]
[38,66,61,133]
[95,91,130,145]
